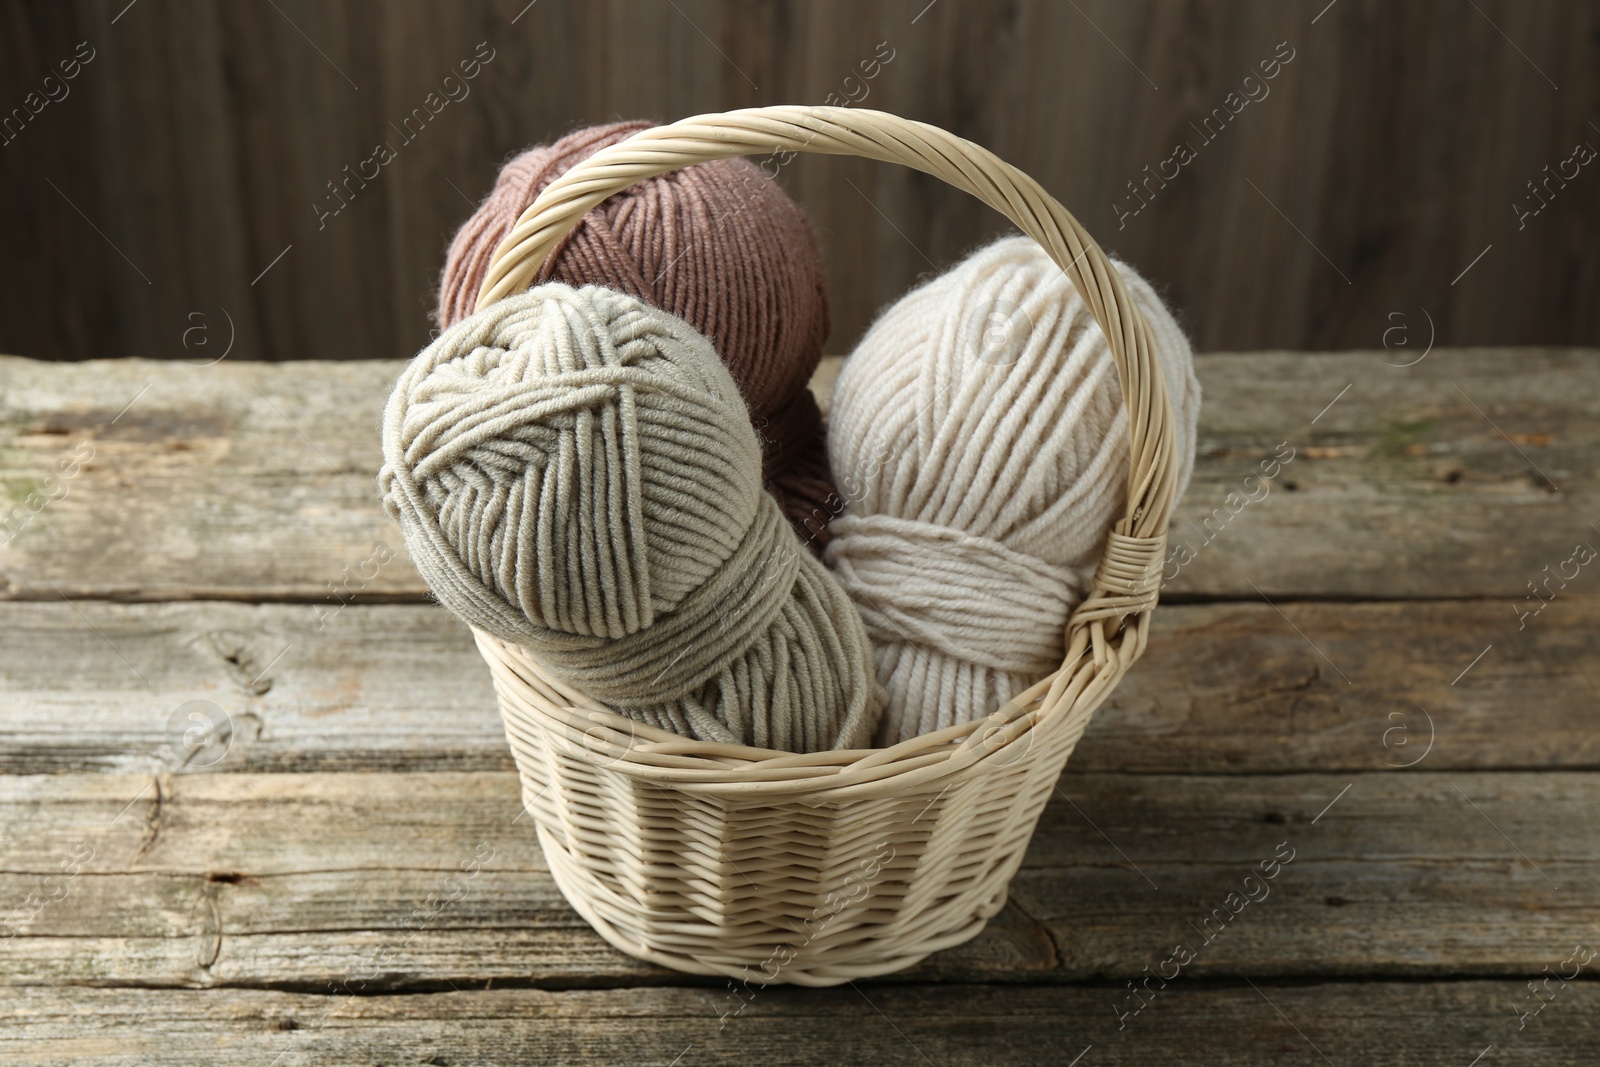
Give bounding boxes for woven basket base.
[536,819,1010,987]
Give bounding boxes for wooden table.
[2,348,1597,1065]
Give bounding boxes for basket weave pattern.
[469,106,1179,985]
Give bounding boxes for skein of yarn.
[438,121,839,549]
[825,236,1202,746]
[381,283,884,753]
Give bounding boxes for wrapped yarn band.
[825,513,1082,677]
[531,497,797,698]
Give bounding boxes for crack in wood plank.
[194,887,222,970]
[127,774,165,866]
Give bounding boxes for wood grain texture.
[4,348,1595,601]
[1,595,1594,775]
[1,771,1594,987]
[1,1,1596,365]
[0,336,1593,1048]
[2,981,1588,1067]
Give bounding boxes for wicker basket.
[467,105,1179,986]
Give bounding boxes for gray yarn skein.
[379,283,884,753]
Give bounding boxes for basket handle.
[474,106,1176,637]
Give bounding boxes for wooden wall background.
[1,0,1597,363]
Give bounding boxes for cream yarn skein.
[825,236,1201,745]
[380,283,884,753]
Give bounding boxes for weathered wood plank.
[3,349,1596,601]
[0,356,407,602]
[1,771,1593,989]
[0,981,1591,1066]
[1,596,1589,775]
[0,601,502,775]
